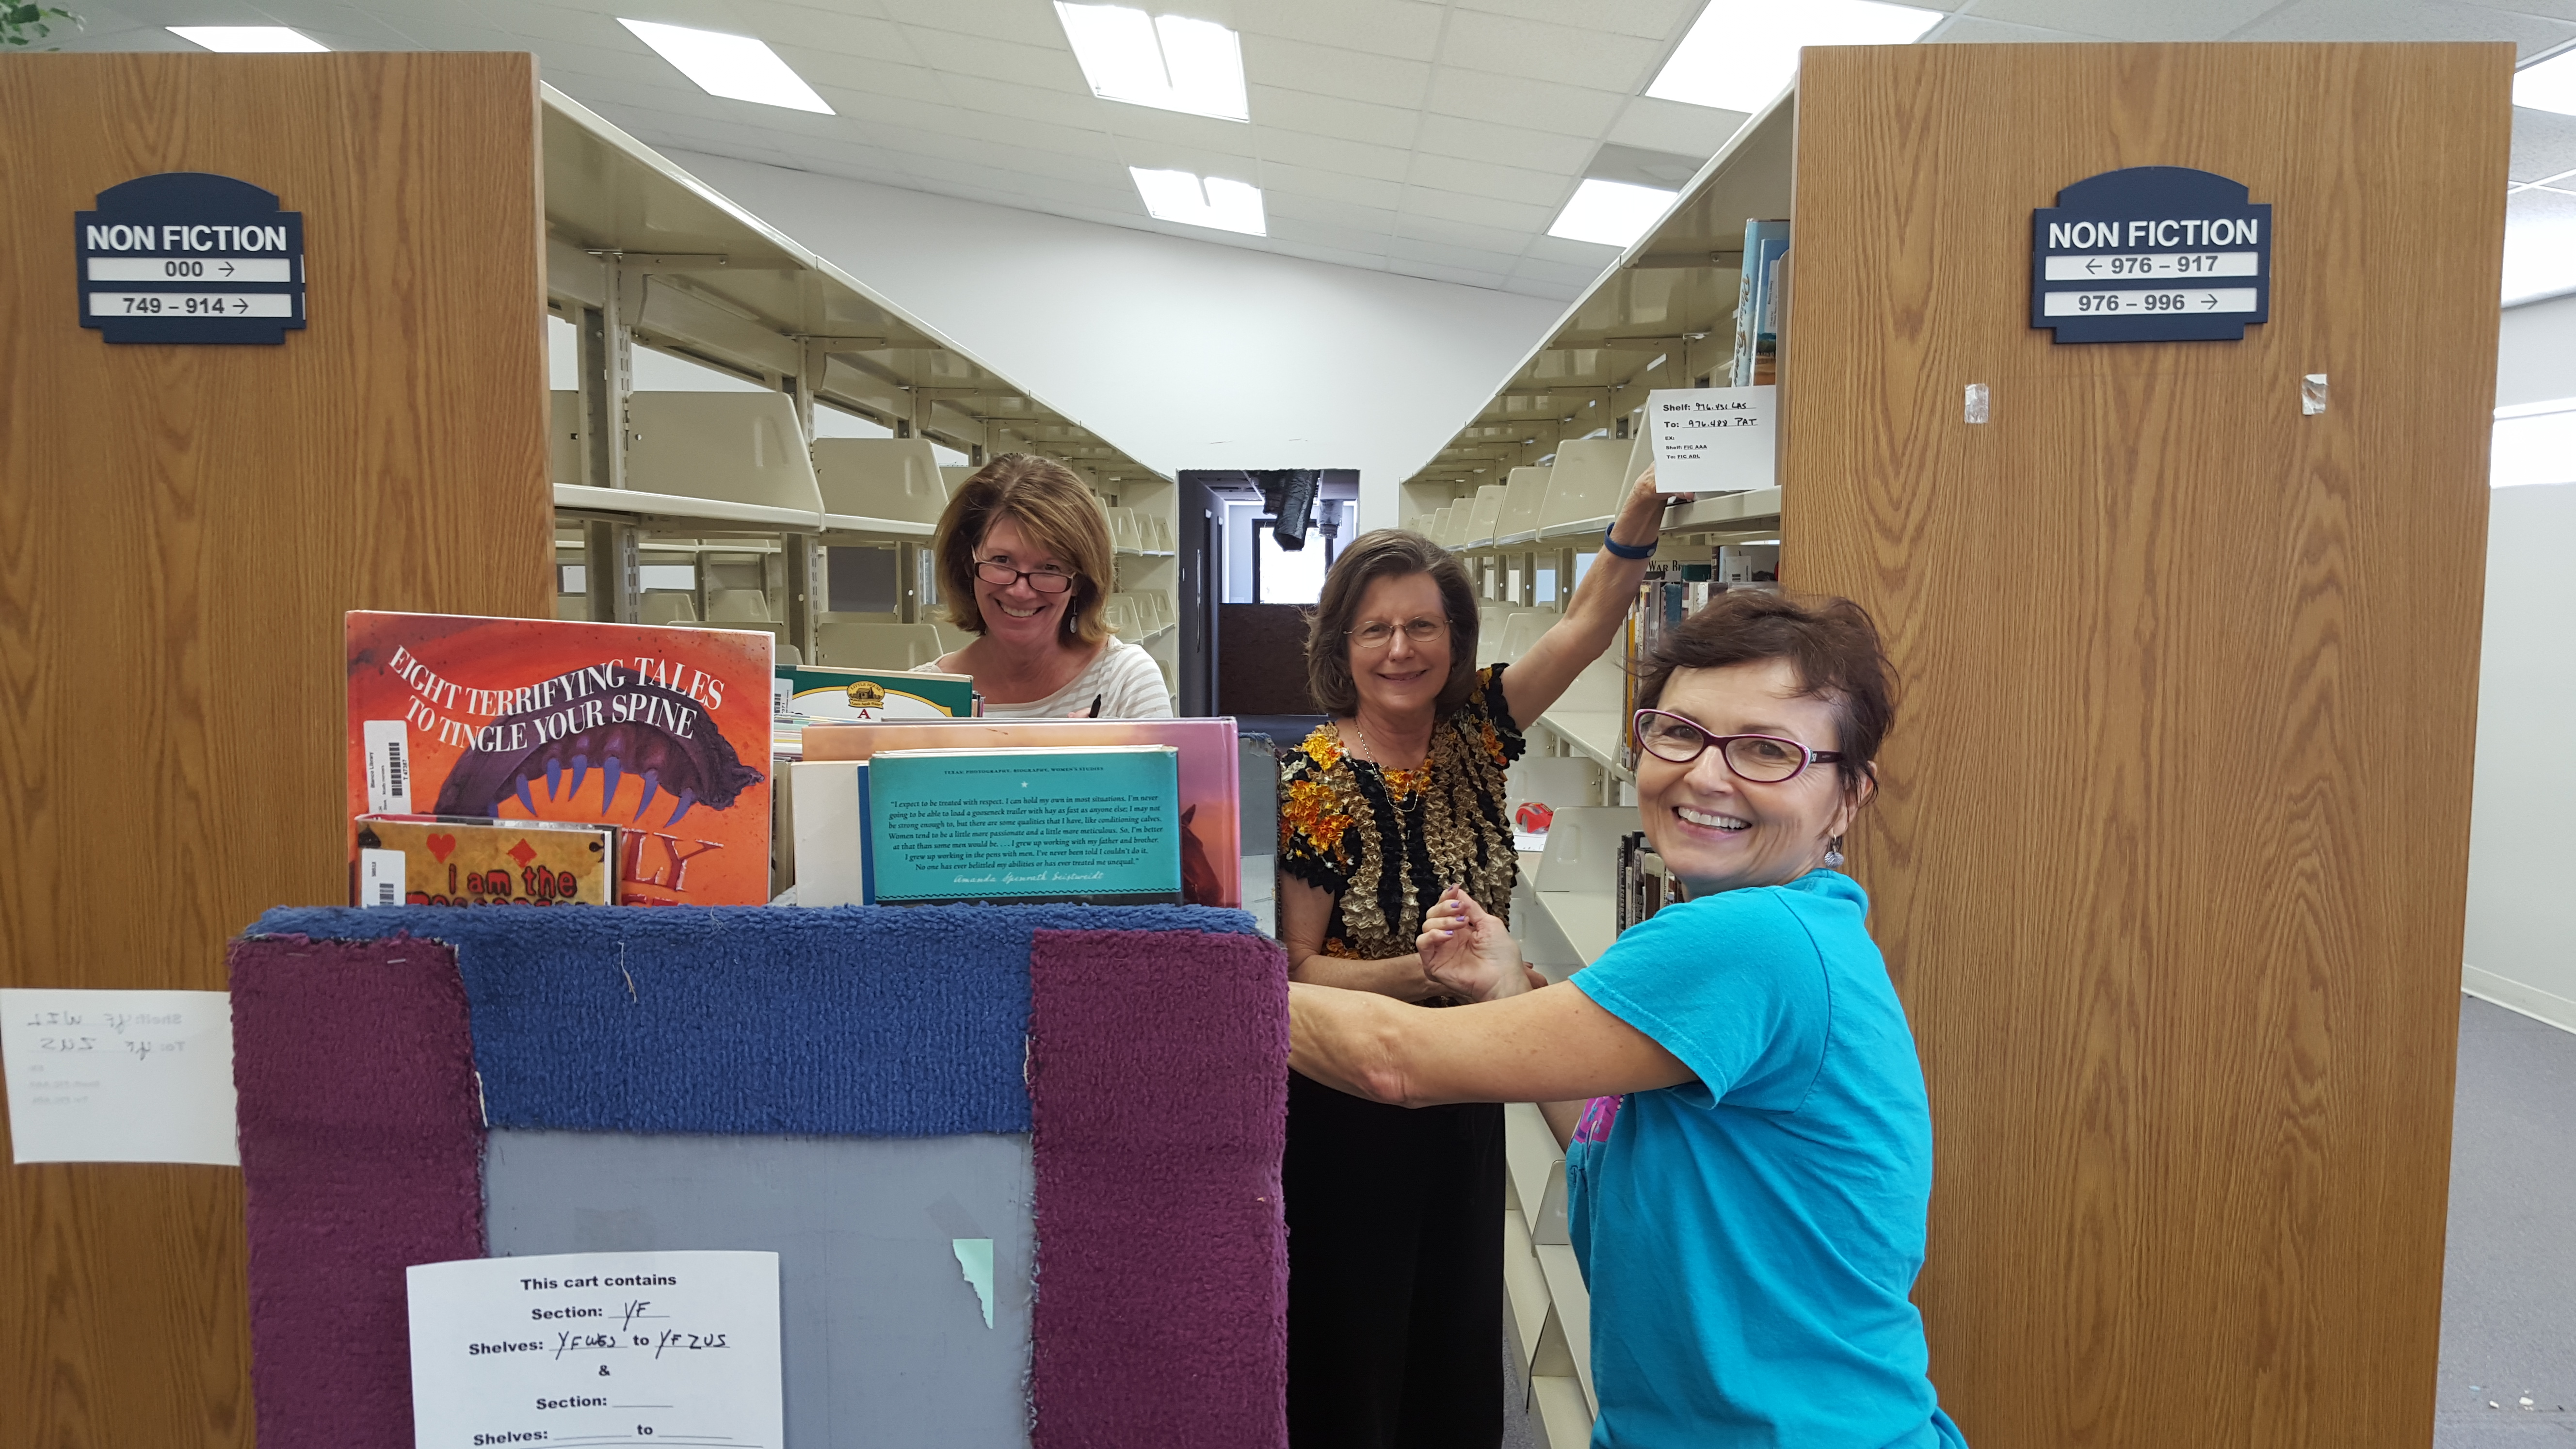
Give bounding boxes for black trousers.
[1285,1070,1505,1449]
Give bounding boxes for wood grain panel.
[1781,43,2506,1449]
[0,53,550,1446]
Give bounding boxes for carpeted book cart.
[226,903,1289,1449]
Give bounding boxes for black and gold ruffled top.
[1278,664,1526,963]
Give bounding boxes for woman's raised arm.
[1500,465,1674,729]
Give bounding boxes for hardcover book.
[866,745,1179,907]
[799,717,1240,908]
[787,760,873,906]
[773,666,976,721]
[345,612,773,906]
[353,815,617,907]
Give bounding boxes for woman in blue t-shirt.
[1287,589,1968,1449]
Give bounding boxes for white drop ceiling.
[53,0,2576,303]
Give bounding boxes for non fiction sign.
[76,172,306,344]
[2030,166,2270,344]
[1647,386,1774,494]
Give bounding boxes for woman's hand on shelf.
[1418,885,1533,1003]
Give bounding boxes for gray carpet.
[2437,996,2576,1447]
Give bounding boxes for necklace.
[1342,720,1427,817]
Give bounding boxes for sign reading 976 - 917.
[77,173,305,345]
[2031,166,2270,344]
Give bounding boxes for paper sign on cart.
[0,988,239,1165]
[406,1249,783,1449]
[1647,386,1775,494]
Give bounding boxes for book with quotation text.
[866,745,1180,906]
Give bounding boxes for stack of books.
[1615,831,1676,934]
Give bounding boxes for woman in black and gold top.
[1277,470,1671,1448]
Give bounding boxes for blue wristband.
[1602,526,1655,560]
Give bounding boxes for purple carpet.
[229,935,485,1449]
[1028,928,1291,1449]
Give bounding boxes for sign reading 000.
[2030,166,2270,344]
[76,173,306,345]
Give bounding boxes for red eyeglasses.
[1631,708,1841,783]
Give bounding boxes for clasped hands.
[1417,886,1550,1003]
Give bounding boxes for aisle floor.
[2437,996,2576,1447]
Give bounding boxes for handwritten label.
[407,1250,784,1449]
[1647,386,1774,494]
[0,988,239,1165]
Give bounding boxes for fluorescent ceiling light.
[2515,47,2576,115]
[1647,0,1940,113]
[1548,178,1678,248]
[1130,167,1265,235]
[1057,2,1248,121]
[167,26,327,52]
[617,18,834,114]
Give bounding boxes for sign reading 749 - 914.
[2030,166,2270,344]
[76,173,306,345]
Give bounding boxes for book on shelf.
[801,717,1240,908]
[866,745,1181,907]
[773,665,976,722]
[1621,567,1723,761]
[353,815,617,907]
[1731,219,1790,389]
[345,612,774,906]
[787,760,873,906]
[1614,831,1676,935]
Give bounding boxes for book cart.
[1402,43,2508,1449]
[540,86,1183,708]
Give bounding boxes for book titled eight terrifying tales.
[345,612,774,906]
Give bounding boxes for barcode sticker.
[358,849,405,908]
[363,719,412,813]
[772,676,792,713]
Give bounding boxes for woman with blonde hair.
[922,453,1170,719]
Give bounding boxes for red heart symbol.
[425,833,457,864]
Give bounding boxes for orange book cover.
[345,612,773,906]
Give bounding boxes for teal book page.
[867,746,1180,904]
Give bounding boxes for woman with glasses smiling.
[920,454,1171,719]
[1287,590,1967,1449]
[1274,467,1667,1448]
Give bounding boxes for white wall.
[2464,297,2576,1030]
[664,151,1565,532]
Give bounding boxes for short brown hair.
[934,453,1112,645]
[1304,529,1481,717]
[1635,590,1897,791]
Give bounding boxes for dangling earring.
[1822,835,1845,869]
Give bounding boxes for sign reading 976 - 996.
[2031,166,2270,344]
[77,172,306,345]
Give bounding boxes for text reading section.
[407,1250,784,1449]
[76,172,306,344]
[2030,166,2271,343]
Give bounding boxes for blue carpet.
[246,904,1259,1137]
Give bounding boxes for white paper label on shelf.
[2041,250,2257,281]
[2039,287,2258,317]
[406,1250,784,1449]
[363,718,412,814]
[358,849,406,907]
[87,292,295,318]
[0,988,240,1165]
[1646,386,1774,495]
[86,256,295,282]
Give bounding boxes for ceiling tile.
[1236,0,1448,62]
[1266,237,1407,273]
[1923,15,2105,42]
[2512,107,2576,183]
[1961,0,2297,41]
[1242,34,1436,109]
[1408,151,1577,206]
[2228,0,2570,54]
[1436,10,1665,90]
[1253,127,1417,182]
[1452,0,1699,42]
[1111,136,1269,184]
[1415,112,1598,172]
[1268,214,1403,256]
[1262,189,1402,235]
[889,25,1085,88]
[1510,255,1613,289]
[788,52,958,104]
[1393,208,1544,252]
[1524,232,1629,266]
[1249,84,1425,147]
[1387,234,1528,275]
[1425,65,1627,136]
[1387,257,1515,290]
[1602,95,1748,159]
[1401,183,1558,232]
[1098,103,1265,158]
[935,71,1111,124]
[728,2,913,60]
[872,0,1061,47]
[1256,160,1409,209]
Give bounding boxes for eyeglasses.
[1349,617,1447,650]
[1631,708,1843,783]
[974,559,1076,594]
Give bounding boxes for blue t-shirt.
[1565,869,1965,1449]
